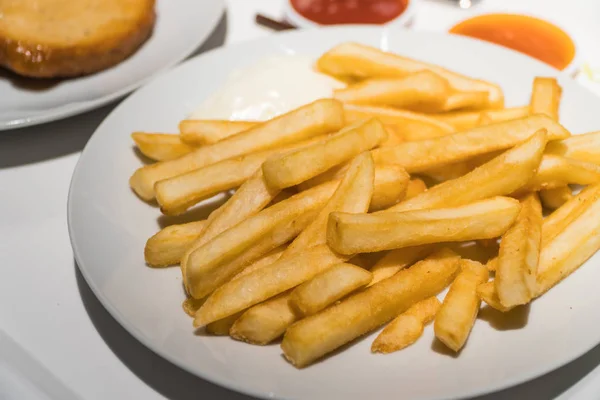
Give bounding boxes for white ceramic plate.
[68,27,600,400]
[0,0,224,130]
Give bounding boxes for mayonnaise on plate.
[190,55,345,121]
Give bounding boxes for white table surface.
[2,1,600,399]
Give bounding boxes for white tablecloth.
[2,1,600,399]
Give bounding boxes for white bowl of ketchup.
[284,0,417,29]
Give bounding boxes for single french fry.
[542,185,600,246]
[540,186,573,210]
[476,112,494,127]
[405,179,427,200]
[477,281,513,312]
[372,297,441,353]
[182,296,205,317]
[230,292,298,345]
[495,193,543,307]
[537,185,600,295]
[179,120,258,146]
[186,181,339,298]
[194,245,348,327]
[230,245,286,281]
[130,99,344,200]
[328,197,521,254]
[290,263,372,316]
[486,257,498,272]
[131,132,194,161]
[368,245,435,286]
[420,161,472,183]
[284,153,374,256]
[317,42,503,108]
[281,248,461,367]
[369,165,409,211]
[432,106,530,131]
[155,135,326,215]
[371,115,568,173]
[205,312,242,335]
[546,131,600,165]
[434,260,489,352]
[344,104,454,141]
[144,220,206,267]
[180,170,280,287]
[530,77,562,121]
[523,155,600,191]
[262,119,387,189]
[388,130,547,212]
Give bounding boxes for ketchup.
[290,0,409,25]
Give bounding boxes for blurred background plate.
[0,0,224,130]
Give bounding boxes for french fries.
[372,115,567,173]
[372,297,441,353]
[132,132,194,161]
[405,179,427,199]
[289,263,372,316]
[317,42,504,108]
[368,245,435,286]
[495,193,542,307]
[230,292,298,344]
[194,245,347,327]
[432,106,530,131]
[179,120,257,146]
[230,245,286,281]
[344,104,454,141]
[284,153,374,255]
[434,260,489,352]
[530,77,562,121]
[540,187,573,210]
[281,248,460,367]
[144,220,206,267]
[476,281,513,312]
[523,155,600,191]
[130,99,344,200]
[545,131,600,164]
[186,181,339,298]
[328,197,521,254]
[205,313,242,335]
[262,119,386,189]
[387,130,547,212]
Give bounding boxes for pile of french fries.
[130,43,600,368]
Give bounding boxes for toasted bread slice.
[0,0,156,78]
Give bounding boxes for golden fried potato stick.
[262,119,386,189]
[155,135,326,215]
[205,312,242,335]
[405,179,427,199]
[344,104,454,141]
[179,120,258,146]
[372,296,441,353]
[486,257,498,272]
[144,220,206,267]
[387,129,547,212]
[369,165,409,211]
[328,197,521,254]
[368,245,435,286]
[530,77,562,121]
[523,155,600,191]
[281,248,460,367]
[545,131,600,165]
[230,292,298,345]
[420,162,472,183]
[317,42,503,108]
[230,245,286,281]
[130,99,344,200]
[194,245,347,327]
[186,181,339,298]
[434,260,489,352]
[477,281,513,312]
[131,132,194,161]
[542,184,600,246]
[495,193,543,307]
[284,153,374,255]
[432,106,530,131]
[290,263,372,316]
[540,186,573,210]
[372,115,567,173]
[537,185,600,295]
[182,296,205,317]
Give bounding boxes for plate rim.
[0,0,225,131]
[67,25,597,400]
